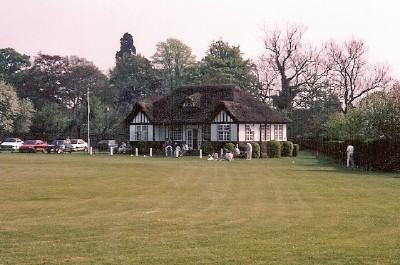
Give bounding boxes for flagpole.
[87,86,90,154]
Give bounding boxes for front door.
[186,129,193,150]
[192,129,198,150]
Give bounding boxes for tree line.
[0,25,398,142]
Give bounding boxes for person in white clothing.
[246,143,252,160]
[346,144,354,168]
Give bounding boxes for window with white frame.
[217,124,231,141]
[278,124,283,140]
[245,124,254,141]
[168,126,183,141]
[274,125,279,140]
[260,124,271,141]
[134,125,148,141]
[202,125,211,141]
[273,124,284,141]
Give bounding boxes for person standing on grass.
[346,144,355,168]
[246,143,252,160]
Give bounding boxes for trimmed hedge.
[251,142,260,159]
[298,139,400,172]
[281,141,294,157]
[202,141,213,155]
[267,140,281,158]
[224,142,236,153]
[136,141,147,154]
[292,144,300,157]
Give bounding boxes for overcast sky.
[1,0,399,77]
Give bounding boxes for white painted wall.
[238,124,246,141]
[148,125,153,141]
[283,124,287,141]
[129,125,135,141]
[231,124,238,141]
[211,124,217,141]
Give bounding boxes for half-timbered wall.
[213,111,234,123]
[131,111,150,124]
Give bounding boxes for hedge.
[267,140,281,158]
[224,142,236,153]
[281,141,294,157]
[251,142,260,159]
[292,144,300,157]
[202,141,213,155]
[298,139,400,172]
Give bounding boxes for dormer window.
[183,98,195,107]
[182,92,201,108]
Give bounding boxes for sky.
[1,0,399,77]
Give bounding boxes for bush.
[136,141,147,154]
[292,144,300,157]
[202,141,213,155]
[281,141,294,157]
[224,142,236,153]
[251,142,260,159]
[267,140,281,158]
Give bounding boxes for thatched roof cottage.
[125,84,291,150]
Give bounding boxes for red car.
[19,140,48,153]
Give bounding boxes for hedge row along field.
[299,139,400,171]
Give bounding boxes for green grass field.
[0,152,399,265]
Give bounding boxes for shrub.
[267,140,281,158]
[202,141,213,155]
[224,142,236,153]
[136,141,147,154]
[292,144,300,157]
[260,142,268,153]
[251,142,260,159]
[281,141,294,157]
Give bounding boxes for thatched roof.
[125,84,291,125]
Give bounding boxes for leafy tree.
[31,103,71,137]
[17,53,70,106]
[116,32,136,59]
[79,96,124,140]
[0,81,21,134]
[152,38,196,91]
[13,98,35,134]
[198,40,260,95]
[291,94,341,138]
[358,89,400,139]
[110,53,161,113]
[66,56,109,137]
[0,48,30,83]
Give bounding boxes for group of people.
[118,141,132,154]
[164,139,189,157]
[207,144,243,162]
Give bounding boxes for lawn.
[0,152,399,265]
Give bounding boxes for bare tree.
[326,39,391,114]
[256,55,278,104]
[262,24,316,110]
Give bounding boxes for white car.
[0,138,24,151]
[70,139,88,152]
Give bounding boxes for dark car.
[96,140,118,152]
[47,140,73,154]
[19,140,48,153]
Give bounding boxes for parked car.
[19,140,48,153]
[70,139,88,152]
[0,138,24,151]
[96,139,118,152]
[47,140,73,154]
